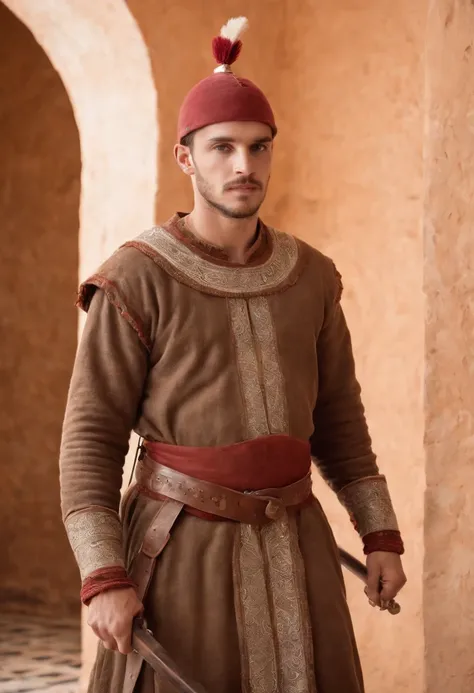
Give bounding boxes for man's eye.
[215,144,231,152]
[252,144,268,152]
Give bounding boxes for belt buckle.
[244,490,285,522]
[264,498,284,521]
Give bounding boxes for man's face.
[179,121,274,219]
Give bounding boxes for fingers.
[118,602,145,655]
[379,582,397,603]
[365,553,407,613]
[103,639,119,651]
[365,566,381,607]
[110,614,136,656]
[116,630,133,655]
[88,615,132,654]
[380,571,407,603]
[86,587,144,654]
[89,623,118,651]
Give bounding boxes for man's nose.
[233,149,253,176]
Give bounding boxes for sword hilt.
[338,546,401,616]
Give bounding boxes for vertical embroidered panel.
[263,514,317,693]
[228,299,270,438]
[229,294,314,691]
[234,524,279,693]
[228,296,289,439]
[235,516,317,693]
[248,296,289,435]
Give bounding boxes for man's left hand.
[365,552,407,609]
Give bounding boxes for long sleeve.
[310,263,404,555]
[60,288,149,601]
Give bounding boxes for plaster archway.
[1,0,159,682]
[0,1,80,614]
[3,0,159,284]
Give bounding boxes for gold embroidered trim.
[134,226,299,297]
[228,296,289,439]
[229,299,270,439]
[286,515,318,691]
[263,514,317,693]
[248,297,289,435]
[235,525,279,693]
[65,508,124,580]
[235,516,317,693]
[337,475,399,537]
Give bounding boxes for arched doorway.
[0,3,82,686]
[0,1,80,614]
[0,1,158,686]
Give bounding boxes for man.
[60,16,406,693]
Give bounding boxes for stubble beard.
[194,169,267,220]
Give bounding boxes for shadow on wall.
[0,2,81,615]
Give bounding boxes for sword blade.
[338,546,368,580]
[132,618,208,693]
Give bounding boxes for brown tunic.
[59,214,400,693]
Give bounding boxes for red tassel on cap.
[212,17,249,70]
[212,37,242,66]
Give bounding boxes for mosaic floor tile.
[0,613,80,692]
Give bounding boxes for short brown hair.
[180,131,196,149]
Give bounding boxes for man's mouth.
[227,185,259,192]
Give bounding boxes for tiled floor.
[0,612,81,692]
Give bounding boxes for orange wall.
[286,3,426,689]
[0,4,81,614]
[424,2,474,691]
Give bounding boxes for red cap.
[177,17,277,142]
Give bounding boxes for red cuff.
[80,567,137,605]
[363,530,405,556]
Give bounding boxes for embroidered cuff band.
[337,475,399,537]
[65,508,125,581]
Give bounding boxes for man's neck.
[186,207,259,264]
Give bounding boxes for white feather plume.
[220,17,249,43]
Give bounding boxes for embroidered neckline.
[126,225,301,297]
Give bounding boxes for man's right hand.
[87,587,143,654]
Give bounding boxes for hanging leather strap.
[122,498,184,693]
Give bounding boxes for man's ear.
[174,144,195,176]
